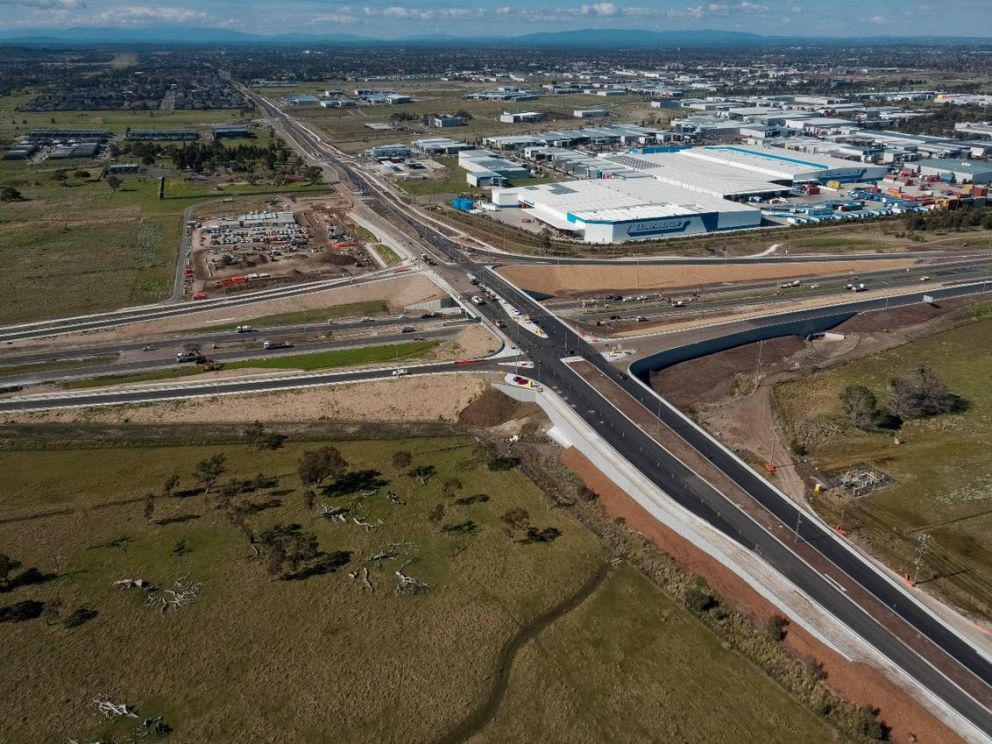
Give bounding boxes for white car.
[392,368,408,376]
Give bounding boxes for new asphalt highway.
[320,144,992,735]
[5,91,987,739]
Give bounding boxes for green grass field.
[162,177,329,200]
[372,244,401,266]
[0,92,248,141]
[476,563,839,743]
[69,341,440,388]
[775,306,992,618]
[0,425,840,743]
[0,169,184,324]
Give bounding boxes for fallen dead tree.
[144,578,201,614]
[394,560,428,596]
[91,694,138,719]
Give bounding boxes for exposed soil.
[651,336,806,408]
[498,259,917,298]
[560,446,968,744]
[0,372,498,426]
[650,296,989,502]
[10,274,446,352]
[458,387,541,427]
[427,324,502,361]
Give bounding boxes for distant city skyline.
[0,0,989,39]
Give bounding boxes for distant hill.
[0,26,987,46]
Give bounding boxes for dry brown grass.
[498,258,917,297]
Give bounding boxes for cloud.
[705,2,769,15]
[363,5,482,20]
[0,0,85,8]
[869,14,886,23]
[579,2,619,15]
[96,6,213,26]
[313,11,360,24]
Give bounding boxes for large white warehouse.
[602,151,789,199]
[681,146,888,184]
[493,178,761,243]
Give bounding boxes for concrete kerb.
[2,368,500,413]
[499,377,992,744]
[625,331,992,676]
[617,280,992,346]
[489,264,992,739]
[496,379,861,655]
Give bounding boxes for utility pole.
[913,533,931,585]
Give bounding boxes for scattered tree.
[105,174,123,192]
[683,582,717,615]
[258,523,319,577]
[297,446,347,489]
[767,614,789,642]
[302,488,316,510]
[841,385,879,430]
[441,477,462,498]
[194,453,227,493]
[143,493,156,523]
[409,465,436,486]
[0,185,24,202]
[244,420,285,450]
[888,366,958,419]
[0,552,17,588]
[162,473,180,498]
[0,599,45,623]
[391,450,412,469]
[427,503,445,526]
[501,508,530,535]
[216,478,241,511]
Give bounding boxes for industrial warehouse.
[482,145,896,242]
[491,178,761,243]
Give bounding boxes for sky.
[0,0,989,38]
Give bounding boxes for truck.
[176,351,206,364]
[467,273,479,285]
[236,325,254,333]
[262,340,293,350]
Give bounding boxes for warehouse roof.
[918,158,992,175]
[505,178,757,224]
[682,145,877,181]
[602,151,786,197]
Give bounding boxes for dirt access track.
[497,258,918,298]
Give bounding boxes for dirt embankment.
[11,274,447,352]
[0,372,499,427]
[649,297,988,501]
[498,259,917,298]
[664,299,984,406]
[560,446,967,744]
